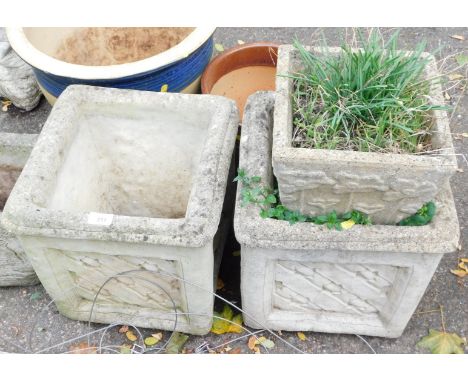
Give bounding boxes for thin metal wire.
[355,335,377,354]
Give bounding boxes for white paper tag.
[87,212,113,226]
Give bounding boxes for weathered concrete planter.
[273,45,458,224]
[0,132,39,286]
[235,92,460,338]
[1,85,239,334]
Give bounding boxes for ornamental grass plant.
[291,31,447,153]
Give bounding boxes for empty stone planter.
[235,92,460,338]
[0,132,38,286]
[1,85,239,334]
[273,45,458,224]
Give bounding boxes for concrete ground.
[0,27,466,354]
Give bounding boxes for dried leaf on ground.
[118,325,129,333]
[247,336,274,352]
[456,55,468,66]
[258,336,275,349]
[69,341,97,354]
[297,332,307,341]
[165,332,189,354]
[229,347,242,354]
[247,336,261,353]
[450,35,465,41]
[451,258,468,278]
[144,336,159,347]
[120,344,132,354]
[211,304,244,334]
[215,43,224,52]
[151,332,163,341]
[126,330,137,342]
[1,100,12,112]
[451,269,468,278]
[417,329,465,354]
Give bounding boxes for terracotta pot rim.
[201,41,280,94]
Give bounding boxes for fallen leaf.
[1,100,11,112]
[126,330,137,342]
[460,258,468,262]
[151,332,163,341]
[120,344,132,354]
[450,269,467,278]
[297,332,307,341]
[258,336,275,349]
[30,291,42,301]
[247,335,258,350]
[165,332,189,354]
[448,73,464,81]
[211,304,244,334]
[216,278,225,290]
[144,336,159,347]
[69,341,97,354]
[237,40,245,45]
[160,84,168,92]
[214,43,224,52]
[229,347,242,354]
[417,329,465,354]
[450,35,465,41]
[458,261,468,271]
[456,55,468,66]
[340,219,355,230]
[118,325,129,333]
[223,346,232,352]
[444,91,451,100]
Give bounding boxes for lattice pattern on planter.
[53,250,185,313]
[275,167,438,223]
[272,260,405,316]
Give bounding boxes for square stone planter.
[235,92,460,338]
[1,85,239,334]
[273,45,458,224]
[0,132,39,286]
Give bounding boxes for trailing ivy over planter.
[235,168,436,229]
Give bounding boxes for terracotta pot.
[201,42,279,117]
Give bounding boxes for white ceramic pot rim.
[6,27,216,80]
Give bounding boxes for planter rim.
[234,91,460,254]
[6,27,216,80]
[1,85,239,247]
[200,41,279,94]
[273,44,458,169]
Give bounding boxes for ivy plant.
[235,169,436,230]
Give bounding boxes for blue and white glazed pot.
[6,27,215,104]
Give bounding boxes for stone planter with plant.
[273,33,457,224]
[234,91,459,338]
